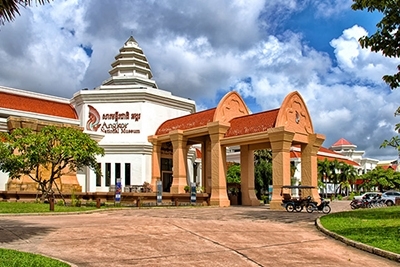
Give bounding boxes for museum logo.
[86,105,141,134]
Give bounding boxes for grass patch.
[320,206,400,254]
[0,202,100,213]
[0,248,69,267]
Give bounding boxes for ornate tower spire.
[102,36,158,88]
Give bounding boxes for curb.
[0,205,219,217]
[315,217,400,263]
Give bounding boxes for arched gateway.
[148,91,325,210]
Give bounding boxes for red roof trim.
[155,108,216,135]
[225,108,279,137]
[0,92,77,119]
[331,138,354,147]
[291,146,360,166]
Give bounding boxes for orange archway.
[148,91,325,209]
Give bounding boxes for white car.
[381,191,400,206]
[354,192,380,200]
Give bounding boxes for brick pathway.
[0,200,398,266]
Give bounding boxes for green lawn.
[0,248,69,267]
[320,206,400,254]
[0,201,100,213]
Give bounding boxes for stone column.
[148,136,161,190]
[207,121,230,207]
[170,130,187,193]
[268,127,295,210]
[301,133,325,201]
[201,138,212,194]
[240,144,260,206]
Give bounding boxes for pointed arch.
[276,91,314,135]
[214,91,250,123]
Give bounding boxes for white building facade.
[0,36,196,193]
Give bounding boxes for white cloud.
[330,25,400,85]
[312,0,353,18]
[0,1,398,161]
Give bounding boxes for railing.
[0,191,210,206]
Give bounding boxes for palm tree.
[317,159,331,198]
[0,0,50,25]
[337,163,358,196]
[329,159,341,198]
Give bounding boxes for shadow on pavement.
[0,219,55,244]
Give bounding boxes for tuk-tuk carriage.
[280,185,317,212]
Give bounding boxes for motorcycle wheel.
[350,204,356,210]
[285,203,295,212]
[322,205,331,214]
[306,204,315,213]
[295,205,303,212]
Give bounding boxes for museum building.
[0,36,196,193]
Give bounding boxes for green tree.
[226,162,241,184]
[352,0,400,153]
[337,162,358,196]
[361,166,400,191]
[352,0,400,89]
[318,159,332,197]
[254,149,272,199]
[0,0,51,25]
[0,126,104,202]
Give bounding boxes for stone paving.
[0,200,398,267]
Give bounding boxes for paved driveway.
[0,201,398,267]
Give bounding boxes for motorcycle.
[350,195,385,209]
[306,198,331,214]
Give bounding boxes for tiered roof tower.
[101,36,158,88]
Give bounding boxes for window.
[125,163,131,185]
[115,163,121,185]
[105,163,111,187]
[96,163,101,187]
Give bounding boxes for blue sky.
[0,0,399,160]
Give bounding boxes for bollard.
[175,198,179,206]
[137,198,141,208]
[49,198,54,211]
[96,198,101,209]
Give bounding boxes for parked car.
[381,191,400,206]
[354,192,380,200]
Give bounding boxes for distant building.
[226,137,397,193]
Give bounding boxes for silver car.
[381,191,400,206]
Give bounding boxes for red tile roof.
[195,147,202,159]
[316,155,359,166]
[331,138,354,147]
[155,108,216,135]
[290,146,360,166]
[318,146,348,157]
[225,109,279,137]
[0,92,77,119]
[381,165,395,170]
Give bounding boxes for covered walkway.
[148,91,325,209]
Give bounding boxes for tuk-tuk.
[280,185,316,212]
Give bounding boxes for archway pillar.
[240,145,260,206]
[202,139,212,194]
[148,136,161,190]
[208,121,230,207]
[170,130,187,193]
[268,127,295,210]
[301,133,325,201]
